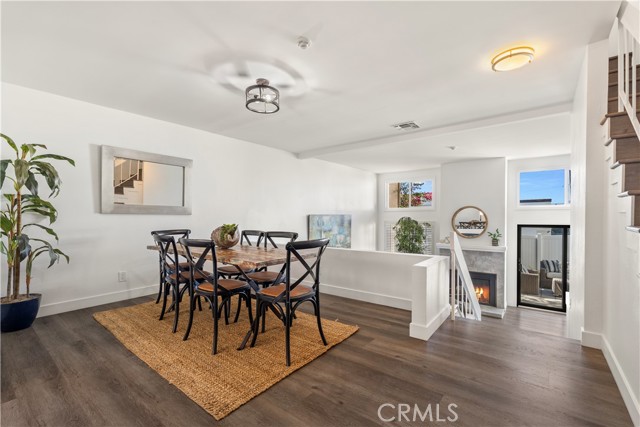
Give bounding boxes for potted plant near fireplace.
[488,228,502,246]
[0,134,74,332]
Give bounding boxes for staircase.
[449,232,482,321]
[601,20,640,233]
[113,159,144,204]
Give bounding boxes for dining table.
[146,242,315,349]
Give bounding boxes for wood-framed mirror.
[451,206,488,239]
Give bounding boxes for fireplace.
[469,272,497,307]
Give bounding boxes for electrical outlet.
[118,271,127,282]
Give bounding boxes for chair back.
[151,229,191,239]
[152,233,182,280]
[178,238,218,283]
[264,231,298,248]
[284,238,329,297]
[241,230,265,247]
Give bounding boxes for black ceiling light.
[245,78,280,114]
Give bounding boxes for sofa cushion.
[541,260,561,273]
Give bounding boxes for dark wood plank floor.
[1,295,633,427]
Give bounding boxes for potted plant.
[211,223,239,249]
[393,217,425,254]
[0,134,74,332]
[488,228,502,246]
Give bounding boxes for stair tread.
[619,190,640,197]
[625,226,640,233]
[610,132,637,139]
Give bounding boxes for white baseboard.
[38,284,157,317]
[581,329,603,349]
[582,331,639,426]
[319,283,411,310]
[410,305,450,341]
[601,335,640,426]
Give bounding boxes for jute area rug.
[93,297,358,420]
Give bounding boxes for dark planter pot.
[492,239,499,246]
[1,294,41,333]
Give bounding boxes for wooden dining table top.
[146,244,313,270]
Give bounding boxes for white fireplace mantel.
[435,243,507,253]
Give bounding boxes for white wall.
[0,83,377,315]
[440,158,507,248]
[506,155,571,307]
[570,38,640,425]
[376,167,440,251]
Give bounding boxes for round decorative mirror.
[451,206,488,239]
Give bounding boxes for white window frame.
[517,168,571,209]
[385,178,436,212]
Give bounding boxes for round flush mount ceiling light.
[491,46,535,72]
[245,78,280,114]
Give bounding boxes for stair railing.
[449,232,482,321]
[113,159,141,189]
[618,13,640,137]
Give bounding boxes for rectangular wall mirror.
[101,145,192,215]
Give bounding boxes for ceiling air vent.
[391,121,420,131]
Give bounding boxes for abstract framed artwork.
[308,214,352,248]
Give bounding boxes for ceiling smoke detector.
[297,37,311,50]
[391,121,420,131]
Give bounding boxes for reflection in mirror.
[113,157,185,207]
[452,206,488,239]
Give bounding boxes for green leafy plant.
[488,229,502,240]
[393,217,425,254]
[220,223,238,239]
[1,134,74,301]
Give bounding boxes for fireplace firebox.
[469,271,497,307]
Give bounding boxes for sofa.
[539,260,562,289]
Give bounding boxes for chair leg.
[250,301,262,348]
[159,283,169,320]
[183,288,195,341]
[210,297,219,355]
[261,306,267,333]
[285,301,291,366]
[223,297,230,325]
[172,286,180,333]
[233,295,242,323]
[313,299,327,346]
[155,280,162,304]
[245,293,253,325]
[197,295,202,311]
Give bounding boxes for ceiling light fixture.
[245,78,280,114]
[491,46,535,72]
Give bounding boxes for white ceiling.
[1,1,619,172]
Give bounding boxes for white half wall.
[506,155,571,307]
[314,247,431,310]
[0,83,377,316]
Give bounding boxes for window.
[387,180,434,209]
[384,221,434,254]
[518,169,570,207]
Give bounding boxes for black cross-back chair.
[217,229,265,279]
[249,238,330,366]
[151,229,191,304]
[246,231,298,285]
[153,232,195,334]
[263,231,298,249]
[179,238,253,354]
